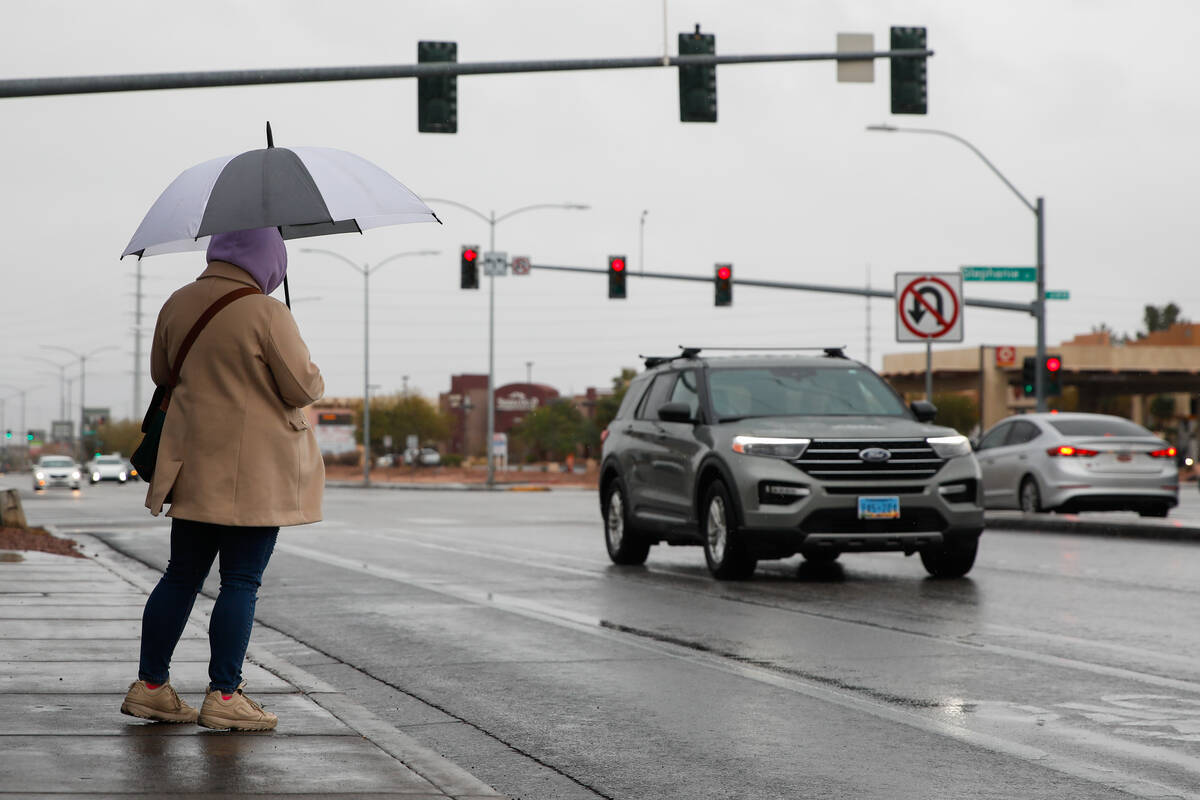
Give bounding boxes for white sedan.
[86,454,130,484]
[975,412,1178,517]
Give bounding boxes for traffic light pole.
[0,49,933,99]
[533,263,1035,314]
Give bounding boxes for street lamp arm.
[369,249,441,275]
[422,197,491,224]
[299,247,365,275]
[866,124,1036,214]
[23,355,72,369]
[494,203,590,224]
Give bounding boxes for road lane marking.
[275,539,1200,800]
[317,526,1200,696]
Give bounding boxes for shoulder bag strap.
[167,286,262,387]
[156,286,262,412]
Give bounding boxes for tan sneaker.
[120,680,199,723]
[197,681,277,731]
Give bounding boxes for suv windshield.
[708,365,908,420]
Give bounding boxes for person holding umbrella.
[121,226,324,730]
[117,126,439,730]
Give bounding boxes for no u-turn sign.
[895,272,964,343]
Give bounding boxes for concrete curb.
[326,480,592,492]
[62,528,508,799]
[985,511,1200,542]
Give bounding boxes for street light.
[866,123,1048,410]
[0,384,38,459]
[41,345,118,457]
[300,248,440,485]
[24,355,72,419]
[423,198,590,487]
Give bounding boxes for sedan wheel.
[702,480,756,580]
[603,478,650,565]
[1019,477,1042,513]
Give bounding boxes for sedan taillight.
[1047,445,1099,457]
[1150,447,1177,459]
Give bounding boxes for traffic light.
[3,430,10,439]
[608,255,627,299]
[889,26,927,115]
[25,432,32,442]
[678,27,716,122]
[1021,356,1036,397]
[1044,353,1063,397]
[714,263,732,306]
[417,41,457,133]
[460,245,480,289]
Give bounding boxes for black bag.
[132,286,261,483]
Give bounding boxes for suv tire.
[920,536,979,578]
[702,480,757,580]
[603,477,650,565]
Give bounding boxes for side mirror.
[910,400,937,423]
[658,402,694,424]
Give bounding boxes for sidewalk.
[0,534,506,799]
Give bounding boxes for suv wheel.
[1018,476,1042,513]
[702,480,756,580]
[920,536,979,578]
[603,478,650,565]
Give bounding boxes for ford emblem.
[859,447,892,463]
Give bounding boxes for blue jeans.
[138,518,278,693]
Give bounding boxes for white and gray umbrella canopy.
[122,145,439,259]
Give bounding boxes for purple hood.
[205,227,287,294]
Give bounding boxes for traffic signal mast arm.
[0,48,934,98]
[534,263,1033,314]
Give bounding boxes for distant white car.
[86,454,129,484]
[33,456,81,491]
[418,447,441,466]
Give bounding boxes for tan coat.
[145,261,325,526]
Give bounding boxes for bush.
[323,451,360,467]
[441,454,463,467]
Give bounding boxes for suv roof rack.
[678,346,849,360]
[640,347,702,368]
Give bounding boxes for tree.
[1149,395,1177,431]
[931,393,977,437]
[1142,303,1185,336]
[354,393,453,454]
[593,367,638,434]
[94,418,143,459]
[509,399,595,462]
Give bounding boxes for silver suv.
[598,349,984,579]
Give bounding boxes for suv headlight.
[927,434,971,458]
[732,435,811,459]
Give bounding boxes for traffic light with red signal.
[460,245,480,289]
[608,255,627,299]
[714,263,732,306]
[1044,353,1063,397]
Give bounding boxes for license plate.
[858,496,900,520]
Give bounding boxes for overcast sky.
[1,0,1196,434]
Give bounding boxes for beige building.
[882,326,1200,431]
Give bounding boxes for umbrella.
[121,123,440,262]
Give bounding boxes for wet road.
[13,478,1200,799]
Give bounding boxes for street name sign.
[961,266,1037,282]
[483,251,507,276]
[895,272,964,343]
[1045,290,1070,300]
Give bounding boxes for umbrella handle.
[266,121,274,148]
[283,274,291,308]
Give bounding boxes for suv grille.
[792,438,945,481]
